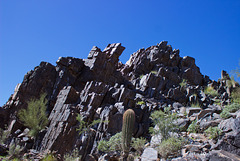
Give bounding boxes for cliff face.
[1,41,240,160]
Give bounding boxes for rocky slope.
[0,41,240,160]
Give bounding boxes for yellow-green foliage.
[98,134,147,157]
[204,86,219,97]
[187,120,200,133]
[63,149,80,161]
[136,101,145,105]
[179,79,187,89]
[149,109,178,140]
[0,129,10,144]
[8,144,23,160]
[204,126,222,139]
[231,87,240,104]
[157,137,185,159]
[97,132,122,152]
[226,77,237,88]
[18,93,48,137]
[41,153,57,161]
[150,70,157,75]
[190,101,201,108]
[220,103,240,119]
[131,137,147,155]
[76,114,101,135]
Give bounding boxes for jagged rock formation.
[1,41,240,160]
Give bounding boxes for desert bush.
[131,137,147,155]
[76,114,101,135]
[179,79,187,89]
[97,132,122,153]
[98,133,147,156]
[157,137,185,159]
[41,154,57,161]
[231,87,240,104]
[139,74,144,79]
[136,101,145,105]
[220,103,240,119]
[149,108,178,140]
[187,120,200,133]
[150,70,157,75]
[8,144,23,160]
[97,140,109,153]
[18,93,48,137]
[0,129,10,144]
[204,126,222,139]
[231,61,240,81]
[204,86,219,97]
[190,101,201,108]
[63,149,80,161]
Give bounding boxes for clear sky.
[0,0,240,106]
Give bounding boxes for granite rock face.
[1,41,240,160]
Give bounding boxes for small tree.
[18,93,48,137]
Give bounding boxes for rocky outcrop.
[1,41,240,160]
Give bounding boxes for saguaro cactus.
[121,109,135,160]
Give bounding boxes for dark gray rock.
[221,70,230,80]
[40,86,80,154]
[214,118,240,156]
[3,42,233,160]
[186,107,201,117]
[206,150,240,161]
[168,87,187,103]
[0,144,8,156]
[176,118,190,131]
[197,109,213,120]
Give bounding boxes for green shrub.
[149,109,178,140]
[150,70,157,75]
[157,137,185,159]
[18,93,48,137]
[97,140,110,153]
[231,62,240,81]
[220,103,240,119]
[190,101,201,108]
[204,86,219,97]
[76,114,101,135]
[179,79,187,89]
[231,87,240,104]
[204,126,222,139]
[63,149,80,161]
[8,144,23,160]
[97,133,147,156]
[97,132,122,153]
[42,153,57,161]
[131,137,147,155]
[187,120,200,133]
[0,156,7,161]
[0,129,10,144]
[220,110,231,119]
[136,101,145,105]
[226,77,237,88]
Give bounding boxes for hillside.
[1,41,240,161]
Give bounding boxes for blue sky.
[0,0,240,106]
